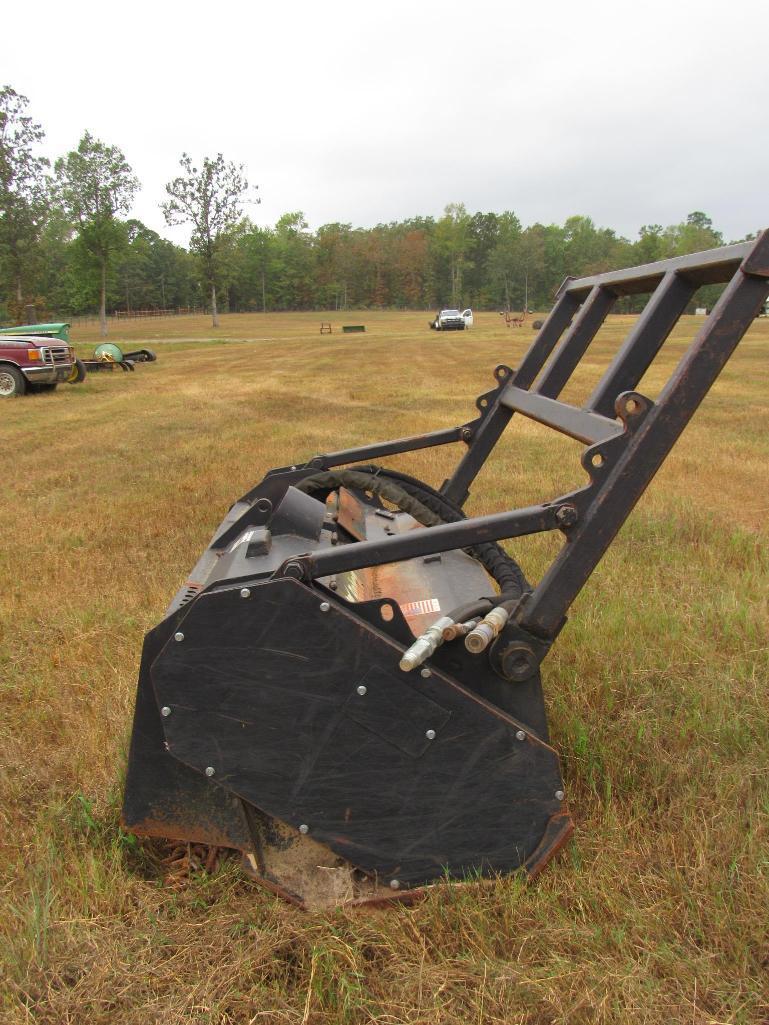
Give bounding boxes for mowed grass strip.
[1,312,768,1024]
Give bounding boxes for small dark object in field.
[123,348,157,362]
[532,319,544,329]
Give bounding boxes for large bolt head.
[500,642,537,682]
[283,561,305,579]
[555,504,578,528]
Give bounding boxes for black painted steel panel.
[151,579,565,886]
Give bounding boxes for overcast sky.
[5,0,767,245]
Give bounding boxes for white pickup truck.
[429,308,473,331]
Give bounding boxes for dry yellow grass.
[1,311,768,1024]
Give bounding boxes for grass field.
[2,310,768,1024]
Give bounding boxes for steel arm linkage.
[232,232,769,649]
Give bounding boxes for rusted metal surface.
[240,816,401,911]
[239,806,574,909]
[330,488,492,635]
[522,811,575,879]
[122,808,247,850]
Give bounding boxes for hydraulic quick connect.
[399,616,454,671]
[442,617,480,642]
[465,606,510,654]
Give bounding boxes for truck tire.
[67,358,87,383]
[0,365,25,397]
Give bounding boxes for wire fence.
[51,307,207,327]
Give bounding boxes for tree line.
[1,85,757,335]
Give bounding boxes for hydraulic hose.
[297,465,530,598]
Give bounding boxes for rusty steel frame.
[229,234,768,659]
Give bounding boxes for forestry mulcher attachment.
[123,234,769,908]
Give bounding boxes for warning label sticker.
[400,597,441,618]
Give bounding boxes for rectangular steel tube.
[514,291,583,389]
[499,386,623,444]
[534,285,617,399]
[564,241,751,298]
[518,249,769,638]
[441,290,581,505]
[587,270,697,417]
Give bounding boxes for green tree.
[270,213,315,309]
[433,203,473,306]
[486,212,523,308]
[391,228,428,307]
[635,224,665,265]
[665,211,723,256]
[464,212,500,305]
[55,132,138,336]
[315,222,356,309]
[112,220,198,312]
[162,153,254,327]
[0,86,51,317]
[226,220,277,311]
[35,205,74,313]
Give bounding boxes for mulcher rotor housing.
[123,234,769,908]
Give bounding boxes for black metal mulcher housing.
[123,233,769,908]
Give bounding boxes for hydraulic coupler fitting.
[399,616,454,672]
[465,606,510,654]
[441,617,480,642]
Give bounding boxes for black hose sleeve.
[297,465,529,598]
[297,469,442,527]
[356,465,530,597]
[444,589,524,624]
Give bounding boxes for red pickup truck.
[0,331,76,397]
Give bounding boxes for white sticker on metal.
[400,597,441,618]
